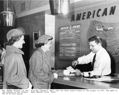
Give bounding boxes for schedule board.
[59,24,81,60]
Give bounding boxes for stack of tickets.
[63,66,76,76]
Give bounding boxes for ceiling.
[9,0,114,15]
[71,0,106,8]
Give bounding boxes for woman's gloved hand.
[53,73,58,78]
[28,82,32,89]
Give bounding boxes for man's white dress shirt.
[77,47,111,76]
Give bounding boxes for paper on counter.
[84,76,117,82]
[63,66,76,76]
[66,66,76,73]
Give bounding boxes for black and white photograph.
[0,0,119,95]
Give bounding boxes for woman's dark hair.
[6,35,23,45]
[48,37,53,41]
[0,45,3,62]
[0,46,3,51]
[35,37,53,48]
[88,36,102,44]
[35,43,45,48]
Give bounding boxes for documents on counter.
[63,66,76,76]
[84,76,118,82]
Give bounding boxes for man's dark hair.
[88,36,102,44]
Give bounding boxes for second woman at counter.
[29,35,58,89]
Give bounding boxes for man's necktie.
[92,54,96,69]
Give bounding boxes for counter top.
[53,71,119,89]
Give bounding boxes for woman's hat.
[37,35,52,44]
[7,28,25,41]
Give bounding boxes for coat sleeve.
[31,52,54,83]
[5,56,29,89]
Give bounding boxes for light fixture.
[0,0,16,27]
[49,0,69,15]
[60,0,69,15]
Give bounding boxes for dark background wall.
[0,1,16,47]
[17,11,45,57]
[0,0,4,45]
[17,12,45,73]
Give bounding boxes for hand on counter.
[72,60,79,67]
[54,73,58,78]
[82,72,101,78]
[75,69,81,76]
[28,82,32,89]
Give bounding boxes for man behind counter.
[72,36,111,77]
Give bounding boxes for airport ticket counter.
[51,70,119,89]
